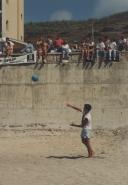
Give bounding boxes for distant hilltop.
[25,11,128,42]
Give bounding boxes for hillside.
[25,11,128,42]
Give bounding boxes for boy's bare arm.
[66,103,82,112]
[70,123,82,128]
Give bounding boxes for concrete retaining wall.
[0,54,128,129]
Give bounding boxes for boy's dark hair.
[84,104,92,111]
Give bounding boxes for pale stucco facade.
[0,0,24,41]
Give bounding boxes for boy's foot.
[88,151,95,158]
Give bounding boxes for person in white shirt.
[66,103,94,158]
[62,41,71,59]
[96,39,105,60]
[109,40,117,61]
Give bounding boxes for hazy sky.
[25,0,128,22]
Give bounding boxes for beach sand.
[0,125,128,185]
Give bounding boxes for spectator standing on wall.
[36,38,48,63]
[5,37,15,57]
[41,39,49,63]
[87,41,95,61]
[109,39,117,61]
[36,40,43,62]
[96,38,105,60]
[117,36,125,52]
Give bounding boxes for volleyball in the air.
[31,74,39,81]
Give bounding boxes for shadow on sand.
[46,155,105,160]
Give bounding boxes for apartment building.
[0,0,24,41]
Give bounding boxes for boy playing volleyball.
[66,103,94,158]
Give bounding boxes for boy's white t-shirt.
[83,112,92,130]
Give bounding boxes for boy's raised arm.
[66,103,82,112]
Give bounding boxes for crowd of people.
[35,36,71,63]
[0,35,128,64]
[34,35,128,64]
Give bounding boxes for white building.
[0,0,24,41]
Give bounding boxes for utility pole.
[91,21,94,43]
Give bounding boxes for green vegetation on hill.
[25,11,128,42]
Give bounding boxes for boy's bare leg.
[82,138,94,158]
[86,139,94,157]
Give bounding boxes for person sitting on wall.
[61,41,71,60]
[54,35,64,52]
[21,41,35,53]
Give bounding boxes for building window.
[6,20,9,31]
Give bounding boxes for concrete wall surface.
[0,54,128,129]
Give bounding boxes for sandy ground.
[0,125,128,185]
